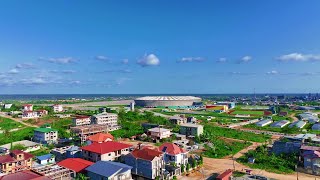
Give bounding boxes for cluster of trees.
[181,156,203,174]
[237,145,297,174]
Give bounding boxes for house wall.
[34,131,58,144]
[83,148,130,162]
[164,153,188,167]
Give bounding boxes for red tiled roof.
[73,115,90,119]
[0,151,33,163]
[57,158,94,172]
[0,170,50,180]
[159,143,186,155]
[131,147,163,161]
[216,169,233,179]
[81,141,132,154]
[88,133,114,143]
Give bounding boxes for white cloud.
[21,77,47,85]
[8,68,19,74]
[137,54,160,67]
[240,56,252,63]
[177,57,205,63]
[122,59,129,64]
[277,53,320,62]
[216,58,227,63]
[95,55,109,61]
[39,57,76,64]
[15,63,35,69]
[266,70,279,75]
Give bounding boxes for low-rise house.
[86,161,133,180]
[303,150,320,175]
[70,124,109,142]
[35,110,48,117]
[0,150,34,174]
[279,111,288,117]
[51,145,80,161]
[187,116,197,123]
[72,115,91,126]
[312,123,320,131]
[147,127,171,140]
[159,142,188,167]
[179,123,203,137]
[270,120,290,128]
[35,154,55,166]
[271,140,301,155]
[57,158,94,178]
[81,141,132,162]
[52,104,63,113]
[299,113,319,124]
[0,170,51,180]
[256,119,272,127]
[22,111,38,119]
[141,123,159,132]
[32,164,72,180]
[33,127,58,144]
[0,140,41,153]
[87,132,114,144]
[169,115,187,125]
[216,169,233,180]
[289,121,307,129]
[66,146,82,158]
[3,104,12,109]
[22,104,33,111]
[124,147,165,179]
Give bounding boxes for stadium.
[134,96,202,107]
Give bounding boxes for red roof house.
[131,147,163,161]
[158,143,188,166]
[159,142,186,155]
[216,169,233,180]
[0,170,50,180]
[57,158,94,173]
[81,141,132,162]
[87,133,114,143]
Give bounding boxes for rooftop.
[159,142,186,155]
[131,147,163,161]
[34,128,58,133]
[0,151,33,163]
[88,133,114,143]
[57,158,94,173]
[0,140,40,149]
[36,154,54,161]
[135,96,201,101]
[148,127,171,133]
[180,123,203,128]
[85,161,132,178]
[0,170,50,180]
[81,141,132,154]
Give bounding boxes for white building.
[72,115,91,126]
[159,143,188,167]
[22,111,39,119]
[148,127,171,140]
[33,126,58,144]
[3,104,12,109]
[91,112,118,127]
[23,104,33,111]
[0,140,41,153]
[52,104,63,113]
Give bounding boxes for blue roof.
[86,161,132,178]
[36,154,54,161]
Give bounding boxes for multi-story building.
[86,161,133,180]
[72,115,91,126]
[159,142,188,167]
[52,104,63,113]
[124,146,165,179]
[91,112,118,127]
[179,123,203,137]
[70,124,109,142]
[0,150,34,174]
[81,141,132,162]
[169,115,187,125]
[33,127,58,144]
[22,104,33,111]
[22,111,38,119]
[147,127,171,140]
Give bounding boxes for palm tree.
[4,129,13,150]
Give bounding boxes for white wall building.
[72,115,91,126]
[52,104,63,113]
[148,127,171,140]
[33,127,58,144]
[91,112,118,127]
[23,104,33,111]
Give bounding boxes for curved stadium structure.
[135,96,202,107]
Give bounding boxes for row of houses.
[0,132,193,180]
[21,104,64,119]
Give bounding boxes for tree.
[12,143,26,151]
[172,176,177,180]
[192,159,197,168]
[4,129,13,150]
[75,173,87,180]
[181,164,185,173]
[186,163,190,172]
[199,155,203,165]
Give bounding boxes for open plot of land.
[231,110,264,116]
[0,117,25,130]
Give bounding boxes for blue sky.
[1,1,320,94]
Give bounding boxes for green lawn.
[0,127,35,145]
[231,110,264,115]
[0,117,25,130]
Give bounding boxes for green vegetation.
[237,145,297,174]
[243,123,300,134]
[0,127,35,145]
[231,110,264,115]
[203,139,251,158]
[203,125,270,142]
[232,171,246,177]
[11,143,27,150]
[51,119,72,138]
[111,110,178,139]
[30,147,51,156]
[0,117,24,130]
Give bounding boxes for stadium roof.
[135,96,201,101]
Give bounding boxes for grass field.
[0,117,25,130]
[231,110,264,115]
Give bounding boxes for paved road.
[0,112,38,128]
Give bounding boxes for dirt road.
[0,113,38,128]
